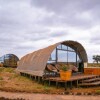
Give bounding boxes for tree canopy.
[93,55,100,64]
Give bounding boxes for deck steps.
[82,77,100,83]
[79,81,100,86]
[79,75,100,87]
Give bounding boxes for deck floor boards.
[43,74,98,82]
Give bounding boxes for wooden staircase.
[79,75,100,87]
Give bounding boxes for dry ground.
[0,66,100,95]
[0,91,100,100]
[0,67,64,94]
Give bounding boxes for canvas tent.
[17,40,88,76]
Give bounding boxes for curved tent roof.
[17,40,88,76]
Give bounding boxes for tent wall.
[17,41,88,76]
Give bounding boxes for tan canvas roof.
[17,40,88,76]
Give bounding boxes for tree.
[93,55,100,64]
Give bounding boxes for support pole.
[70,81,72,89]
[49,80,51,86]
[67,46,68,65]
[56,47,58,64]
[65,82,67,90]
[38,76,40,83]
[76,48,78,67]
[76,80,78,88]
[35,76,37,81]
[56,81,58,88]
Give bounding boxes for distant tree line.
[93,55,100,64]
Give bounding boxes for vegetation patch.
[95,90,100,95]
[0,67,100,95]
[0,68,63,94]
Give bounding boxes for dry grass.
[70,87,100,94]
[0,67,100,94]
[0,67,63,94]
[88,63,100,67]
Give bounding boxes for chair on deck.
[46,64,58,72]
[44,64,58,77]
[55,64,61,71]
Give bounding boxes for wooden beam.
[57,48,75,52]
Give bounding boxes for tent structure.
[17,40,88,76]
[0,54,19,67]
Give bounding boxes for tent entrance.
[48,44,83,73]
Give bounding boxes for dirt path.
[0,91,100,100]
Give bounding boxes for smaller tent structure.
[17,40,88,76]
[0,54,19,68]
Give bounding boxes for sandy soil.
[0,91,100,100]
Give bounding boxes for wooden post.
[35,76,37,81]
[76,80,78,88]
[65,82,67,90]
[30,75,31,79]
[20,72,21,76]
[38,76,40,83]
[56,81,58,88]
[70,81,72,89]
[41,77,45,85]
[49,80,51,86]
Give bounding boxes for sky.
[0,0,100,62]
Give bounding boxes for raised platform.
[43,74,98,82]
[20,72,100,90]
[43,74,99,90]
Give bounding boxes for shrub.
[60,64,70,71]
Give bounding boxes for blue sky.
[0,0,100,62]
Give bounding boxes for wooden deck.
[20,72,100,90]
[43,74,98,82]
[43,74,99,90]
[79,81,100,86]
[82,77,100,83]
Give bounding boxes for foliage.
[93,55,100,64]
[60,64,70,71]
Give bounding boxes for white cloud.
[0,0,100,63]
